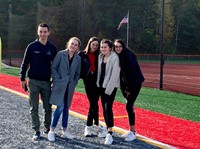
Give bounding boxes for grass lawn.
[1,67,200,123]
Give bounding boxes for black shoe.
[32,131,40,141]
[44,128,50,134]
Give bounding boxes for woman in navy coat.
[114,39,144,142]
[78,37,107,137]
[48,37,81,142]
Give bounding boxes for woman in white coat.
[96,39,120,145]
[47,37,81,142]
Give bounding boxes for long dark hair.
[114,39,127,51]
[84,36,100,54]
[114,39,136,58]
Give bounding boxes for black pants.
[84,73,100,126]
[99,87,117,128]
[125,84,142,125]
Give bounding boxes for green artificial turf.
[0,67,21,77]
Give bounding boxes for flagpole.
[127,10,129,47]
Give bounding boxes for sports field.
[2,58,199,96]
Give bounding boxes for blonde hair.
[66,37,81,49]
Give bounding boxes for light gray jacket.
[49,50,81,107]
[97,51,120,95]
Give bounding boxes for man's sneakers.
[32,131,40,141]
[121,131,136,141]
[97,126,107,138]
[48,130,55,142]
[84,126,92,137]
[104,133,113,145]
[62,130,75,139]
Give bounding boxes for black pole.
[160,0,165,90]
[8,4,12,66]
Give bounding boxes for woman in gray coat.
[47,37,81,142]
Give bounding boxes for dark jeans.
[51,88,69,129]
[28,79,52,132]
[84,72,100,126]
[125,84,142,125]
[99,87,117,128]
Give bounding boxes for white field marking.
[0,85,176,149]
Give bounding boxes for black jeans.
[126,84,142,125]
[99,87,117,128]
[84,72,100,126]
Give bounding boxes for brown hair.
[38,23,50,31]
[84,37,100,54]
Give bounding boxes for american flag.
[117,15,129,30]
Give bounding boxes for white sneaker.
[122,131,136,141]
[48,131,55,142]
[97,126,107,138]
[104,134,113,145]
[121,131,130,138]
[84,126,92,137]
[62,130,75,139]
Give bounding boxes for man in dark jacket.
[20,23,57,141]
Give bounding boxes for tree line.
[0,0,200,54]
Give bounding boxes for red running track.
[141,62,200,96]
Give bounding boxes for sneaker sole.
[48,139,55,142]
[98,135,106,138]
[125,138,136,141]
[98,134,107,138]
[104,141,113,145]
